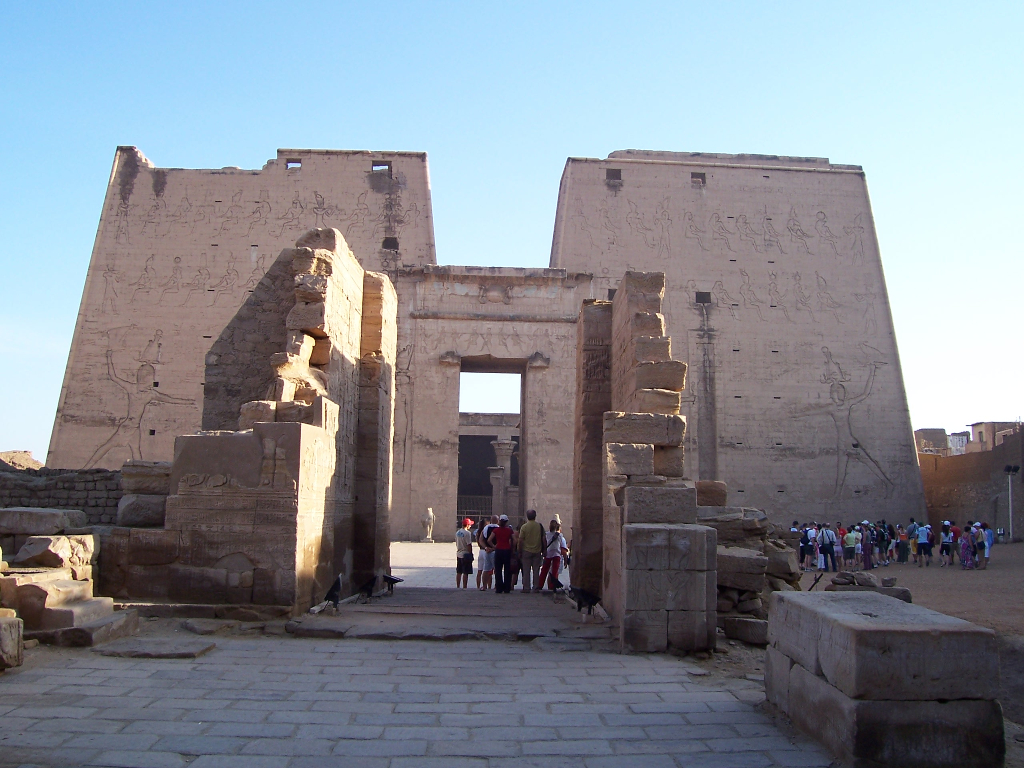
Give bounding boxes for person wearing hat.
[455,517,475,589]
[916,523,933,567]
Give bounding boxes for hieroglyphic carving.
[626,200,654,247]
[712,280,740,320]
[599,207,620,246]
[709,213,734,251]
[208,260,239,306]
[129,257,157,304]
[158,257,183,304]
[793,272,816,322]
[815,271,843,323]
[101,265,121,314]
[570,196,597,248]
[814,211,842,258]
[762,209,786,254]
[844,213,866,265]
[767,271,792,321]
[787,208,812,253]
[738,270,765,321]
[683,211,708,251]
[735,214,761,252]
[854,289,878,334]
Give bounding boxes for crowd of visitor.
[454,510,569,592]
[791,518,997,571]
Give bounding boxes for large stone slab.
[94,636,214,658]
[116,494,167,527]
[622,523,715,572]
[621,485,697,525]
[0,508,87,536]
[716,546,768,592]
[603,412,685,447]
[622,609,667,653]
[769,591,998,701]
[0,616,23,669]
[667,609,715,652]
[787,661,1004,768]
[12,535,96,568]
[120,461,172,494]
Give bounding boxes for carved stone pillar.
[491,439,517,519]
[488,467,505,520]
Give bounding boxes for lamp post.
[1004,465,1020,542]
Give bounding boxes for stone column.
[488,467,505,520]
[491,439,516,519]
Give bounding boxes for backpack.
[800,530,810,547]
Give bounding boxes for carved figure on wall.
[735,214,762,252]
[626,200,654,247]
[190,200,217,234]
[245,190,273,236]
[158,257,184,303]
[129,257,157,304]
[273,193,306,237]
[792,272,816,322]
[311,191,338,228]
[244,255,267,291]
[815,271,844,323]
[854,289,878,334]
[712,280,740,320]
[396,201,421,236]
[819,346,851,384]
[767,271,792,321]
[114,199,132,245]
[738,269,765,321]
[815,211,842,258]
[654,199,672,258]
[787,208,813,253]
[101,265,121,315]
[421,507,436,543]
[84,349,192,468]
[709,213,735,251]
[844,213,866,265]
[393,342,415,473]
[162,195,193,235]
[793,355,894,499]
[345,191,371,238]
[180,265,212,306]
[570,196,597,248]
[209,260,239,306]
[140,199,165,237]
[138,330,164,365]
[683,211,709,251]
[218,191,246,233]
[762,209,786,254]
[599,207,620,246]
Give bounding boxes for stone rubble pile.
[825,570,912,602]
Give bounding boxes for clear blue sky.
[1,2,1021,460]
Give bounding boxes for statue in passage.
[421,507,435,543]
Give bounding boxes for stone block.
[284,329,314,360]
[669,524,716,571]
[239,400,277,429]
[769,591,998,701]
[621,485,697,525]
[622,524,670,570]
[653,446,685,477]
[634,360,687,391]
[605,443,655,476]
[169,565,228,603]
[622,609,667,653]
[286,300,329,338]
[116,494,166,527]
[294,273,329,302]
[631,388,681,415]
[0,507,87,535]
[695,480,728,507]
[717,547,768,575]
[603,412,685,447]
[765,644,792,711]
[665,570,710,612]
[634,336,671,363]
[667,610,715,652]
[0,616,23,669]
[310,337,332,366]
[126,565,173,599]
[128,528,180,566]
[624,569,668,611]
[765,545,799,577]
[12,535,96,568]
[120,461,172,495]
[787,661,1004,768]
[697,507,770,545]
[724,617,768,645]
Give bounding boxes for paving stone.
[240,737,334,755]
[522,739,614,755]
[151,735,248,755]
[94,638,216,659]
[331,739,428,756]
[87,749,187,767]
[189,757,289,768]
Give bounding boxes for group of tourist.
[455,509,570,592]
[792,518,996,572]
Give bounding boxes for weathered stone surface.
[653,446,685,477]
[17,579,111,630]
[603,412,685,446]
[0,508,87,536]
[621,485,697,525]
[120,461,172,495]
[695,480,728,507]
[38,608,138,647]
[94,636,214,658]
[631,388,681,415]
[724,617,768,645]
[622,609,667,653]
[717,546,768,574]
[127,528,180,566]
[853,571,879,588]
[670,525,716,572]
[622,524,670,570]
[605,443,655,477]
[634,360,687,391]
[12,535,96,568]
[667,610,715,652]
[765,545,800,577]
[765,644,792,711]
[116,494,166,527]
[0,616,23,669]
[238,400,277,429]
[787,661,1005,768]
[769,591,999,701]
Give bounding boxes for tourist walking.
[907,517,919,564]
[518,509,545,593]
[455,518,475,588]
[861,521,874,570]
[843,526,858,568]
[939,522,953,567]
[819,523,838,572]
[897,524,909,563]
[982,523,994,569]
[477,515,498,590]
[960,525,978,569]
[488,514,517,593]
[538,519,568,591]
[917,523,933,567]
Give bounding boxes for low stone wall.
[0,468,121,525]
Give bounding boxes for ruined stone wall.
[49,147,435,470]
[0,468,121,525]
[551,151,925,525]
[918,431,1024,538]
[389,266,590,540]
[353,272,398,588]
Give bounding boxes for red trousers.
[538,556,561,589]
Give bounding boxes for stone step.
[29,596,114,631]
[15,579,96,628]
[1,567,75,611]
[26,608,138,647]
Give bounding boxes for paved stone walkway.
[390,542,457,589]
[0,634,834,767]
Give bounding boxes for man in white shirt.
[537,520,568,591]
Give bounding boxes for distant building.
[966,422,1020,453]
[948,431,969,456]
[914,428,949,455]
